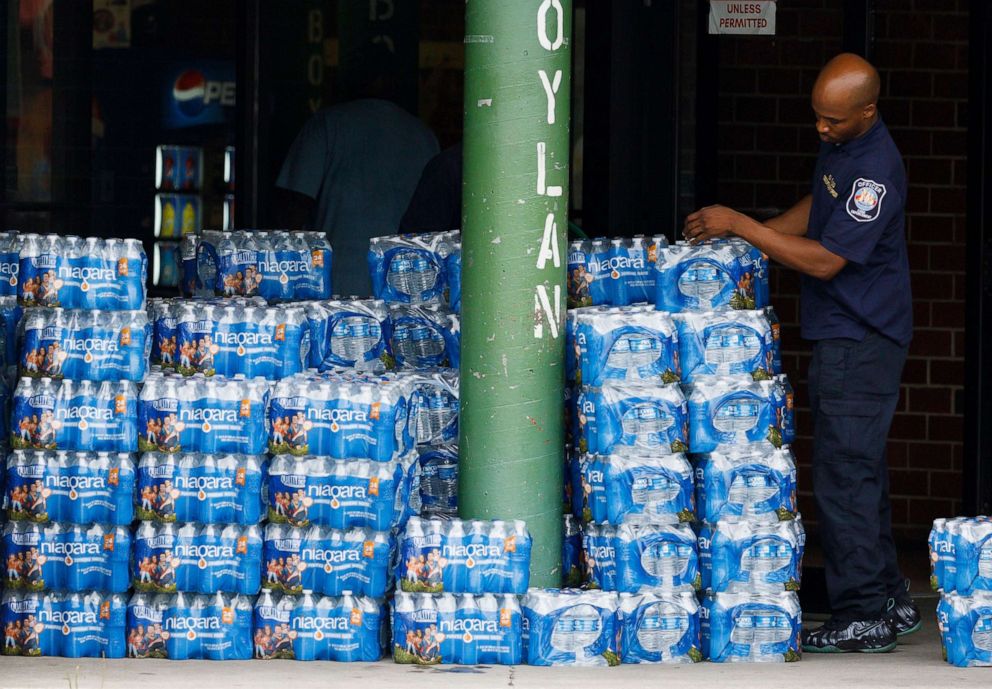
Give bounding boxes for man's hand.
[683,205,746,243]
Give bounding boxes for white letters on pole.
[537,213,561,270]
[538,69,562,124]
[537,0,565,51]
[536,142,563,197]
[534,285,562,339]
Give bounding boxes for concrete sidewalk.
[1,596,987,689]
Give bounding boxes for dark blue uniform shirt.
[802,118,913,347]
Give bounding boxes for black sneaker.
[802,618,897,653]
[883,579,922,636]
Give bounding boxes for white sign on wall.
[708,1,777,35]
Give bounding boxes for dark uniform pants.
[808,332,908,621]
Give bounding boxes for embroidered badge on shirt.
[846,178,886,222]
[822,174,838,198]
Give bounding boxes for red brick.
[953,159,967,186]
[907,386,954,414]
[902,358,929,385]
[798,10,842,37]
[957,100,969,128]
[754,182,802,209]
[756,126,800,153]
[931,130,968,156]
[906,243,929,270]
[932,13,969,41]
[908,158,953,185]
[874,40,913,68]
[954,275,967,302]
[930,300,965,328]
[908,498,954,525]
[912,42,958,70]
[932,72,969,100]
[758,69,802,95]
[954,329,967,359]
[929,469,965,498]
[777,155,815,182]
[887,440,909,468]
[889,127,930,155]
[883,13,933,41]
[887,70,933,98]
[929,243,966,271]
[906,441,953,470]
[718,124,756,152]
[929,359,964,387]
[889,497,910,526]
[775,40,829,69]
[734,154,779,181]
[928,415,964,442]
[882,97,912,127]
[908,215,954,243]
[912,301,931,328]
[889,469,930,497]
[909,273,953,300]
[912,100,957,127]
[777,96,813,125]
[719,67,757,93]
[733,39,779,67]
[890,412,929,440]
[908,328,953,356]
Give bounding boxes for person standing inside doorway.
[275,47,438,296]
[683,53,919,653]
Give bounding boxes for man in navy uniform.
[683,53,920,653]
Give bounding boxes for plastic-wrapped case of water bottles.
[392,591,522,665]
[368,230,460,308]
[253,590,386,661]
[267,371,415,461]
[149,298,310,379]
[266,455,414,531]
[136,452,266,526]
[125,591,253,660]
[11,378,138,452]
[521,588,704,666]
[397,518,532,595]
[16,235,147,310]
[929,517,992,667]
[387,304,460,369]
[137,371,269,455]
[261,524,391,598]
[3,451,135,525]
[131,521,262,595]
[181,230,332,302]
[17,308,151,381]
[1,590,127,657]
[566,235,670,308]
[570,452,695,526]
[2,521,131,592]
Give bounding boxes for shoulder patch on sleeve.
[846,178,887,223]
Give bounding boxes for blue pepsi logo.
[173,70,236,118]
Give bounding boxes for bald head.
[811,53,881,144]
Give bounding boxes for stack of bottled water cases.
[1,233,144,658]
[367,230,461,516]
[2,451,133,657]
[131,363,271,660]
[392,517,531,665]
[179,230,333,302]
[929,517,992,667]
[560,235,801,665]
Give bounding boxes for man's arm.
[765,195,812,236]
[683,204,846,281]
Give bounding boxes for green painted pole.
[459,0,571,588]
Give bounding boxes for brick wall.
[712,0,968,539]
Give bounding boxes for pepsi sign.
[162,61,236,129]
